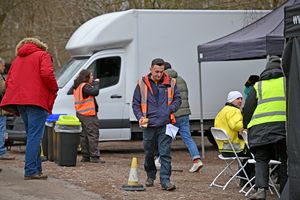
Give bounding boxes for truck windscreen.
[56,58,88,88]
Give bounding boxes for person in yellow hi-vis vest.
[243,56,287,200]
[132,58,181,191]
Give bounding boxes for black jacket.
[82,81,100,113]
[243,67,286,148]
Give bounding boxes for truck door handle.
[111,94,122,99]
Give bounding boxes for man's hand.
[139,117,145,125]
[238,128,245,136]
[139,117,149,127]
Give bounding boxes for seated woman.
[214,91,254,187]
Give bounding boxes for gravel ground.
[1,137,278,200]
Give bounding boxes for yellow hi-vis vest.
[73,83,96,116]
[247,77,286,129]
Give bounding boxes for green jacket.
[165,68,191,117]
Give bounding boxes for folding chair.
[239,131,281,198]
[210,127,251,190]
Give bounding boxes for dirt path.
[0,166,104,200]
[0,137,278,200]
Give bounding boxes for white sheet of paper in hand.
[165,123,179,140]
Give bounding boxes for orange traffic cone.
[122,157,145,191]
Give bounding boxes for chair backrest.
[210,127,239,152]
[241,131,249,149]
[241,130,256,159]
[210,127,231,141]
[210,127,249,157]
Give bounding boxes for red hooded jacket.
[0,41,58,114]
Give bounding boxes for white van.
[54,9,268,141]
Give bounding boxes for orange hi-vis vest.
[138,77,176,124]
[73,83,96,116]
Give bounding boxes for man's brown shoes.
[24,173,48,180]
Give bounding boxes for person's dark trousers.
[143,126,172,186]
[17,106,48,176]
[76,114,100,159]
[252,139,287,192]
[276,140,288,193]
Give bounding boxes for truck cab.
[56,51,132,141]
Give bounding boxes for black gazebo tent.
[196,0,300,159]
[281,3,300,200]
[198,0,297,62]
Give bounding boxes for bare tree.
[0,0,286,69]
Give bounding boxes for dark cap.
[248,75,259,83]
[245,75,259,87]
[265,56,281,69]
[164,62,172,70]
[151,58,165,66]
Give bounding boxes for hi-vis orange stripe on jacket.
[138,77,177,124]
[73,83,96,116]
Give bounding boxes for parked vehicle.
[53,9,268,141]
[3,64,26,147]
[5,116,26,147]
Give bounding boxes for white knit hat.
[227,91,243,103]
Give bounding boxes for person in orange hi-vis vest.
[73,69,105,164]
[132,58,181,191]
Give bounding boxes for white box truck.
[54,9,268,141]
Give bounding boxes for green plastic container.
[54,115,82,166]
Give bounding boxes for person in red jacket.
[0,37,58,180]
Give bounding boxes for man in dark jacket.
[243,56,287,199]
[132,58,181,191]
